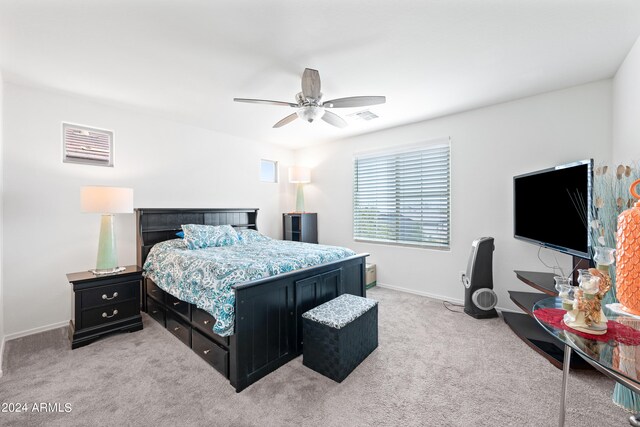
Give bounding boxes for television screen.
[514,159,592,259]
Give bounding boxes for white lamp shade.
[288,166,311,184]
[81,186,134,214]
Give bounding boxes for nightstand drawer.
[147,280,166,303]
[81,300,139,329]
[192,329,228,377]
[81,280,138,309]
[166,293,190,319]
[166,311,191,346]
[146,296,166,326]
[192,308,229,347]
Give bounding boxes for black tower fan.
[462,237,498,319]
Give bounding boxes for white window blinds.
[63,123,114,167]
[353,140,451,248]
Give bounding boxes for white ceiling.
[2,0,640,149]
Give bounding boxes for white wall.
[296,81,612,311]
[2,83,294,337]
[0,72,5,374]
[613,35,640,161]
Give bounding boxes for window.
[260,159,278,183]
[63,123,114,167]
[353,139,451,248]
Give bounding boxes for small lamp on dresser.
[81,186,134,275]
[289,166,311,212]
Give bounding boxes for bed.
[136,208,368,392]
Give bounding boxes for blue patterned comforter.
[143,238,356,337]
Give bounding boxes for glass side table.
[533,297,640,427]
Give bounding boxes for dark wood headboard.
[135,208,259,267]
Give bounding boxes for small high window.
[260,159,278,183]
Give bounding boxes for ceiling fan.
[234,68,386,129]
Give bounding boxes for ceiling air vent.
[347,110,379,121]
[63,123,114,167]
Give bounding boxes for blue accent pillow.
[176,231,185,238]
[237,229,271,244]
[181,224,239,250]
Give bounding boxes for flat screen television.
[514,159,593,259]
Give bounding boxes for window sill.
[353,238,450,251]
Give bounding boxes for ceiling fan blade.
[301,68,321,100]
[234,98,298,107]
[321,110,347,128]
[273,113,298,128]
[323,96,386,108]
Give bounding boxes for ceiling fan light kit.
[297,105,325,123]
[234,68,386,129]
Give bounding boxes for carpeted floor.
[0,287,629,426]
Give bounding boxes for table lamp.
[288,166,311,212]
[81,186,134,275]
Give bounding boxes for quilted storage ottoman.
[302,294,378,382]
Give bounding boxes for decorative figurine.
[563,269,611,335]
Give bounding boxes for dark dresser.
[67,265,143,349]
[283,213,318,243]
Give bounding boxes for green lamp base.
[92,214,123,275]
[295,183,306,212]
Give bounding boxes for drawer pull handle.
[173,302,181,306]
[173,326,180,331]
[151,289,157,293]
[102,292,119,300]
[152,310,158,314]
[203,349,211,355]
[203,320,210,325]
[102,309,119,318]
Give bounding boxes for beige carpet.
[0,287,628,426]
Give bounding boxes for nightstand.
[67,265,143,349]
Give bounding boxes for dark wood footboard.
[231,254,367,391]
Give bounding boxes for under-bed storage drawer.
[146,280,166,303]
[192,329,229,377]
[192,308,229,347]
[166,311,191,347]
[146,296,166,326]
[166,293,191,319]
[81,280,138,309]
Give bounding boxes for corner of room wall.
[613,35,640,162]
[0,70,5,377]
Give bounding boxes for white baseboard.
[374,282,520,314]
[375,282,465,304]
[4,320,69,341]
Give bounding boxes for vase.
[616,179,640,315]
